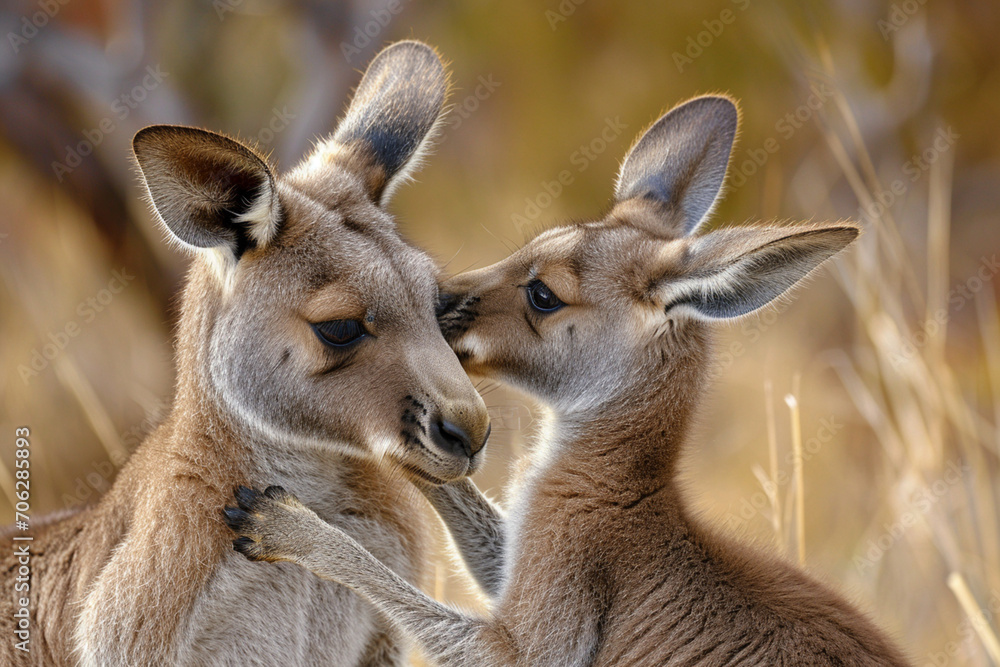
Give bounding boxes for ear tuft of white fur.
[234,178,281,246]
[651,223,859,322]
[131,124,283,285]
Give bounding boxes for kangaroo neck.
[538,354,706,498]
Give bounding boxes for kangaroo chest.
[499,469,622,665]
[180,553,381,665]
[500,453,699,665]
[180,495,425,665]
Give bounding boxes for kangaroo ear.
[133,125,280,259]
[616,96,738,236]
[311,40,448,206]
[655,224,859,320]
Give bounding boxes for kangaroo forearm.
[418,478,506,599]
[291,522,507,666]
[228,487,524,664]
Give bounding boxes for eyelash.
[312,320,368,348]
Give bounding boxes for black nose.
[430,419,486,459]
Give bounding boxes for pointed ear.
[311,40,448,206]
[616,95,738,236]
[132,125,280,259]
[656,224,859,320]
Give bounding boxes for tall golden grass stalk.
[765,380,784,550]
[784,33,1000,665]
[948,572,1000,664]
[785,390,806,567]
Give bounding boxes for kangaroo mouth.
[391,457,451,486]
[389,431,477,485]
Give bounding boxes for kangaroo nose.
[436,291,461,318]
[430,419,489,459]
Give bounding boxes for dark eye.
[526,280,565,313]
[312,320,367,347]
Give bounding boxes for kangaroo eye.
[526,280,565,313]
[312,320,367,347]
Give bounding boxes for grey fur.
[230,94,908,666]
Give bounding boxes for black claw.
[235,485,261,510]
[232,536,258,557]
[223,506,248,530]
[263,485,287,500]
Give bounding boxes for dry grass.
[823,47,998,667]
[0,2,998,665]
[701,29,1000,665]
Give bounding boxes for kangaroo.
[226,95,911,665]
[0,41,492,666]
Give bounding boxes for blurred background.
[1,0,998,663]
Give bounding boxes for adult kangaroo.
[0,41,490,666]
[228,95,910,666]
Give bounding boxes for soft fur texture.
[0,41,491,666]
[230,96,910,666]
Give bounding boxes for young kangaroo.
[227,95,911,665]
[0,41,492,666]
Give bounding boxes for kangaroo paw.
[223,485,312,562]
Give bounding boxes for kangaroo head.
[439,96,858,417]
[133,41,490,484]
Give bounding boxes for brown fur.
[229,95,910,665]
[0,41,490,666]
